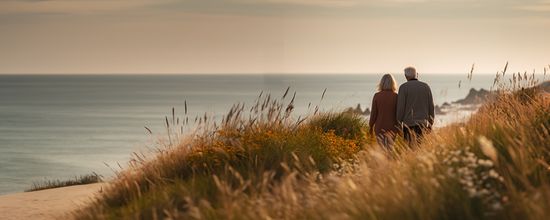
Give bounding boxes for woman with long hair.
[369,74,399,151]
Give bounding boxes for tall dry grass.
[76,71,550,220]
[76,88,372,219]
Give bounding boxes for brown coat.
[369,90,399,135]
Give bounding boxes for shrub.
[26,173,102,192]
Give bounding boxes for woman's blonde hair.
[377,74,397,92]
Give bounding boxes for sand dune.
[0,183,105,220]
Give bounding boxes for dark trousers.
[403,125,425,147]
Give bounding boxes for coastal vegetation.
[76,72,550,219]
[26,173,102,192]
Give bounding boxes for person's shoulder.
[389,91,398,99]
[374,91,387,96]
[398,81,410,89]
[378,90,397,96]
[418,80,432,89]
[408,80,429,88]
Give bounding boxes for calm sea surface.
[0,74,507,194]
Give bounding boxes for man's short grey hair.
[404,67,418,79]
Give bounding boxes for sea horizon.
[0,72,514,75]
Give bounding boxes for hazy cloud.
[1,0,548,74]
[517,0,550,12]
[0,0,175,15]
[187,0,550,18]
[1,0,549,18]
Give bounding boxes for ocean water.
[0,73,502,194]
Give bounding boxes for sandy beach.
[0,183,105,220]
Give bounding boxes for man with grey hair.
[396,66,435,146]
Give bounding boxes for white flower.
[430,178,440,187]
[491,202,503,210]
[478,189,490,196]
[478,159,494,167]
[467,188,477,197]
[489,169,500,178]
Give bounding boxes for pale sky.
[0,0,549,74]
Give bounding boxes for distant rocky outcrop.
[344,104,370,116]
[539,81,550,93]
[453,88,495,105]
[434,102,452,115]
[434,105,444,115]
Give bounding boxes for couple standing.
[368,67,435,150]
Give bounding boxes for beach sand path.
[0,183,105,220]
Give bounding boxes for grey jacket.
[396,79,435,127]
